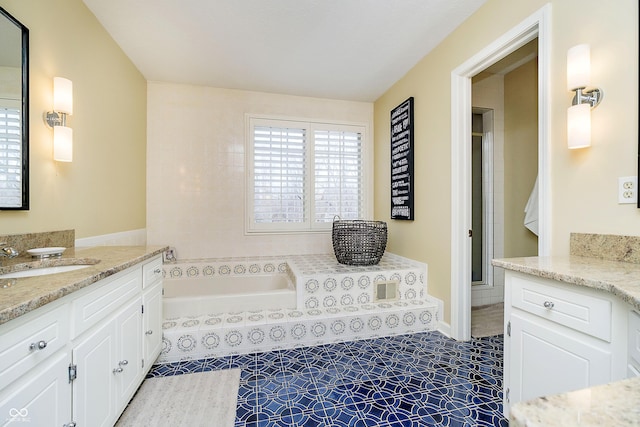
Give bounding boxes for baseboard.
[75,228,147,247]
[437,321,451,338]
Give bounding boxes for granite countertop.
[509,376,640,427]
[492,255,640,312]
[0,245,167,325]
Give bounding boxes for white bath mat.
[471,302,504,338]
[115,369,240,427]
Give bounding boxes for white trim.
[437,321,452,338]
[75,229,147,247]
[450,4,551,341]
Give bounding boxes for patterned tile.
[148,331,507,426]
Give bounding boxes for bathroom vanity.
[494,255,640,424]
[0,246,166,427]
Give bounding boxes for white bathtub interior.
[163,273,296,317]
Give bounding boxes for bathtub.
[163,273,296,318]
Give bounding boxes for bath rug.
[471,302,504,338]
[115,369,240,427]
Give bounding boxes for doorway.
[450,5,551,341]
[468,40,539,338]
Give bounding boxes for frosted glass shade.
[53,77,73,115]
[567,103,590,149]
[567,44,590,90]
[53,126,73,162]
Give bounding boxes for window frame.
[245,114,372,234]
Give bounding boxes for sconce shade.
[567,103,591,149]
[567,44,590,90]
[53,77,73,115]
[53,126,73,162]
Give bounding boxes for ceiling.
[82,0,487,102]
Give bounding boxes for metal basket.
[332,219,387,266]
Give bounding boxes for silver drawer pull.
[543,301,554,309]
[154,268,161,274]
[113,367,123,374]
[29,340,47,351]
[145,330,153,335]
[119,360,128,366]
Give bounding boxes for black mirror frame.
[0,6,29,210]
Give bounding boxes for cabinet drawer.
[510,275,612,341]
[71,269,140,338]
[0,303,69,387]
[142,256,163,289]
[629,310,640,369]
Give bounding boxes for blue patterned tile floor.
[147,331,507,426]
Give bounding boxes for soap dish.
[27,247,66,259]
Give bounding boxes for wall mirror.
[0,7,29,210]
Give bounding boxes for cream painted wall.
[146,82,373,259]
[504,59,538,257]
[0,0,147,238]
[374,0,639,323]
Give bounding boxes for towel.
[524,176,539,236]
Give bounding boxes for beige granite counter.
[492,255,640,312]
[0,245,167,325]
[509,376,640,427]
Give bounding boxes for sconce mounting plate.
[572,88,603,108]
[44,111,65,128]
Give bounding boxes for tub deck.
[159,253,442,363]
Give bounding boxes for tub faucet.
[0,243,19,260]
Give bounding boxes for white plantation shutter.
[248,117,366,233]
[253,125,306,224]
[314,129,362,222]
[0,107,22,207]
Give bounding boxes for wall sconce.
[44,77,73,162]
[567,44,603,149]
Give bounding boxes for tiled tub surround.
[159,253,443,363]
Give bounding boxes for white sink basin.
[0,265,92,279]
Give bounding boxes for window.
[0,107,22,208]
[247,116,367,233]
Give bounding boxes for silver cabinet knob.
[29,340,47,351]
[119,360,128,366]
[154,268,162,274]
[113,367,123,374]
[543,301,554,309]
[145,330,153,335]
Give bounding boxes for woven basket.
[332,219,387,266]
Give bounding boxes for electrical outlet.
[618,176,637,204]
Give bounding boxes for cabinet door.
[0,351,71,427]
[116,297,143,409]
[509,312,611,405]
[143,282,163,368]
[73,317,117,427]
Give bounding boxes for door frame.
[450,4,551,341]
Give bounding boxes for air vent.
[375,280,399,301]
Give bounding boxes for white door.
[116,297,143,407]
[143,282,163,366]
[508,312,611,405]
[73,318,117,427]
[0,351,71,426]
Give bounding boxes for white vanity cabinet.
[503,271,628,416]
[629,310,640,377]
[0,254,163,427]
